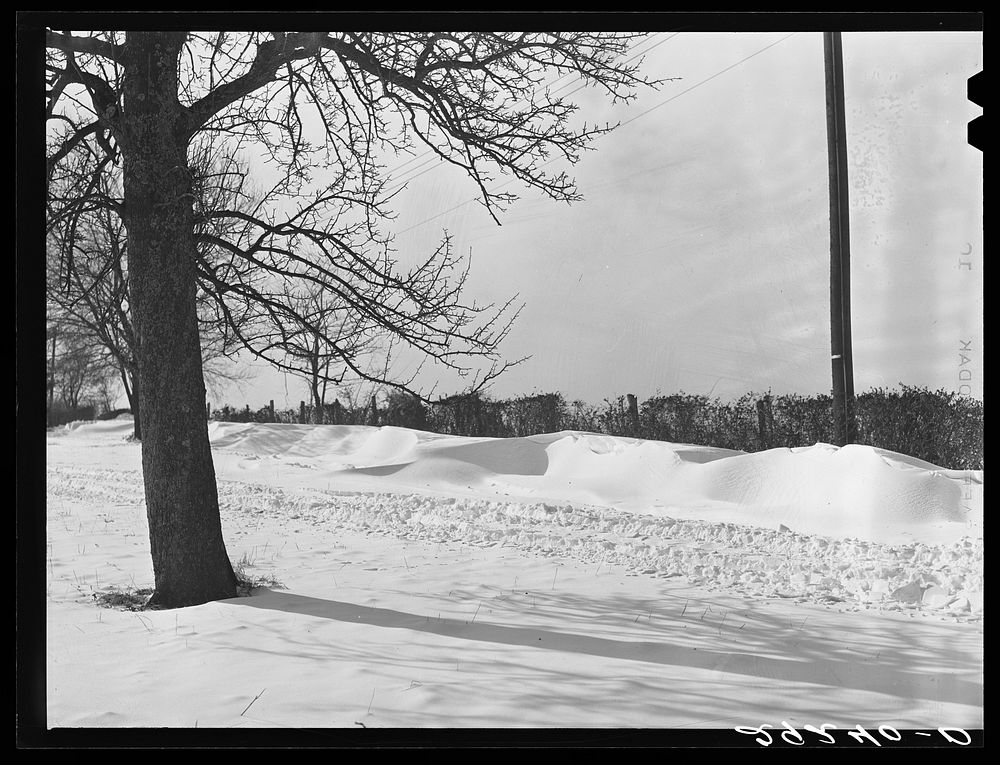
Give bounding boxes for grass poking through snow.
[92,586,155,611]
[89,559,284,612]
[233,558,285,597]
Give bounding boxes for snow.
[45,418,983,731]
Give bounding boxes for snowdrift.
[203,421,982,546]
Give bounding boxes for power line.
[381,33,682,196]
[382,33,678,189]
[394,33,798,237]
[617,33,796,130]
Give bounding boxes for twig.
[367,687,376,715]
[471,602,481,624]
[552,567,558,590]
[241,688,266,716]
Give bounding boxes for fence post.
[755,394,774,450]
[472,395,483,436]
[269,400,275,422]
[206,401,211,420]
[299,400,306,424]
[626,394,640,437]
[369,395,379,426]
[756,398,768,450]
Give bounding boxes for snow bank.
[204,423,982,546]
[49,421,982,614]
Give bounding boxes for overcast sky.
[217,30,983,409]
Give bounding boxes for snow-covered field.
[45,418,983,734]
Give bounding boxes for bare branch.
[48,29,661,402]
[46,30,124,63]
[185,32,327,134]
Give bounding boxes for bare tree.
[45,29,662,607]
[45,315,118,419]
[276,280,383,423]
[46,141,253,439]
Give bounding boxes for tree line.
[205,386,983,471]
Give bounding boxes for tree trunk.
[48,331,57,427]
[311,382,323,424]
[121,366,142,441]
[310,339,323,424]
[122,32,236,608]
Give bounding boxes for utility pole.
[824,31,856,446]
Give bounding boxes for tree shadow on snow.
[231,589,980,708]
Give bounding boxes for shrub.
[207,386,982,469]
[497,392,567,437]
[854,386,983,470]
[382,391,428,431]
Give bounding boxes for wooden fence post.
[626,394,640,436]
[269,400,275,422]
[756,394,773,450]
[299,400,306,424]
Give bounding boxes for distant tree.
[46,138,252,440]
[276,280,383,424]
[45,317,118,423]
[46,29,663,607]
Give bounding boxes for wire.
[381,33,682,196]
[617,33,797,130]
[393,32,798,237]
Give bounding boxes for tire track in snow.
[47,465,982,620]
